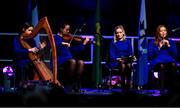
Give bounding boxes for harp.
[19,17,63,88]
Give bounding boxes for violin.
[63,33,83,43]
[62,33,94,45]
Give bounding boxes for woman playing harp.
[13,22,46,86]
[14,17,63,88]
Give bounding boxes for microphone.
[172,27,180,32]
[73,23,86,35]
[78,23,86,32]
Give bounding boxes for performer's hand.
[159,39,170,49]
[39,41,47,49]
[117,58,126,63]
[162,39,170,47]
[83,37,90,45]
[62,42,70,47]
[116,58,122,61]
[28,47,39,53]
[158,40,164,49]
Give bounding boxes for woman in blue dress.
[109,25,133,91]
[148,25,178,91]
[13,22,46,86]
[51,22,89,92]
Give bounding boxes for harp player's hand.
[39,41,47,49]
[28,47,39,53]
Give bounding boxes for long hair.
[113,25,126,43]
[154,25,168,45]
[19,22,33,34]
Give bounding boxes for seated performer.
[108,25,134,91]
[148,25,178,94]
[50,22,90,92]
[13,22,46,86]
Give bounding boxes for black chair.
[103,51,137,90]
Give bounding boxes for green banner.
[93,0,102,88]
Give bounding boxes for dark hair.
[19,22,33,34]
[58,21,70,32]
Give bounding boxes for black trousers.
[15,62,35,87]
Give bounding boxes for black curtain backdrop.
[0,0,180,36]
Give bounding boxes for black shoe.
[64,86,73,93]
[72,84,81,93]
[160,90,165,95]
[72,81,81,92]
[121,88,129,94]
[72,88,81,93]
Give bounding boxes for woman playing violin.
[51,22,89,92]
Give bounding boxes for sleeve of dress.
[109,41,117,61]
[54,35,63,47]
[168,40,178,59]
[13,36,29,56]
[128,40,133,56]
[70,43,85,54]
[148,40,158,60]
[47,35,62,49]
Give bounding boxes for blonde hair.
[113,25,126,43]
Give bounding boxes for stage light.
[2,66,14,76]
[107,75,121,86]
[153,71,159,79]
[2,65,15,92]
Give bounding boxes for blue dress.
[13,35,36,66]
[51,34,85,69]
[148,39,178,69]
[109,39,132,68]
[13,35,36,83]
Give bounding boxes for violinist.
[51,22,89,93]
[13,22,46,86]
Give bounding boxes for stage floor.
[0,86,179,107]
[66,87,168,96]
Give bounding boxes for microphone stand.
[69,23,85,44]
[69,28,78,44]
[172,27,180,32]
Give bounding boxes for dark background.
[0,0,180,35]
[0,0,180,59]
